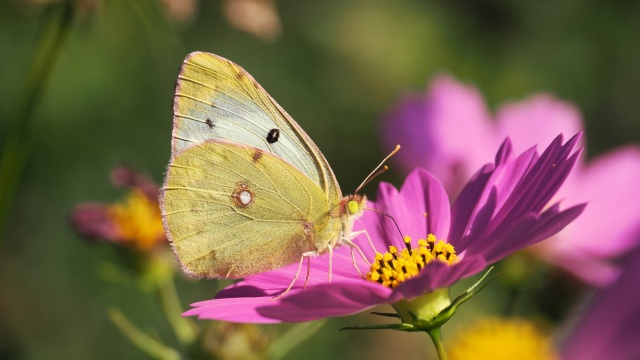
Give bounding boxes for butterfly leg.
[342,230,373,266]
[349,245,364,278]
[340,230,376,279]
[272,254,306,301]
[353,229,379,255]
[272,251,317,301]
[303,256,311,290]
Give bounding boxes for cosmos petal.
[397,255,488,299]
[256,279,393,322]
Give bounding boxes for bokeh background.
[1,0,639,359]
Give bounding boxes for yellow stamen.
[449,317,558,360]
[107,189,165,251]
[366,234,458,289]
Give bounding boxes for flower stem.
[156,274,198,345]
[427,327,448,360]
[108,307,181,360]
[0,2,73,240]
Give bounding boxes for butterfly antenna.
[355,145,401,194]
[364,207,406,248]
[357,165,389,191]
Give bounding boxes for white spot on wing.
[239,190,252,205]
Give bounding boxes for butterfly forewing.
[172,52,341,204]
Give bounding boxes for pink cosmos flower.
[185,134,585,324]
[69,166,166,251]
[380,75,640,286]
[561,242,640,360]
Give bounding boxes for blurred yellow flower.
[70,166,167,252]
[449,317,558,360]
[107,189,165,251]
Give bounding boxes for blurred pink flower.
[561,243,640,360]
[69,166,166,252]
[185,134,584,324]
[380,74,640,286]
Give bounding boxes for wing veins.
[181,62,315,178]
[174,147,305,216]
[199,145,305,215]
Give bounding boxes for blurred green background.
[1,0,639,359]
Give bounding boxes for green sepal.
[342,266,496,333]
[370,312,400,318]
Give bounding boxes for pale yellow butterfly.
[160,52,388,282]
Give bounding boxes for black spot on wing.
[266,128,280,144]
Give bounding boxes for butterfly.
[160,52,384,281]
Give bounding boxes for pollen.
[366,234,458,289]
[107,189,165,251]
[448,317,558,360]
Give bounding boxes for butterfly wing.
[171,52,341,203]
[162,140,342,278]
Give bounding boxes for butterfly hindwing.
[162,140,342,278]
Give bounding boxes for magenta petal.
[364,182,404,248]
[400,169,451,239]
[452,143,540,252]
[449,138,538,251]
[368,169,451,243]
[379,74,497,196]
[482,203,586,263]
[185,295,285,324]
[256,279,393,322]
[457,134,582,257]
[217,249,361,298]
[489,134,581,228]
[354,201,390,261]
[68,203,120,241]
[562,145,640,256]
[496,95,585,155]
[448,163,494,250]
[186,248,374,323]
[562,246,640,360]
[540,247,620,286]
[380,92,435,173]
[397,255,488,299]
[110,166,159,200]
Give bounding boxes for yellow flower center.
[449,317,558,360]
[366,234,458,289]
[107,189,165,251]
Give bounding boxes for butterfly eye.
[266,128,280,143]
[347,200,359,215]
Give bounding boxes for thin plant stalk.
[156,274,198,345]
[427,327,448,360]
[0,2,73,241]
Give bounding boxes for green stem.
[427,327,448,360]
[505,286,518,316]
[108,307,181,360]
[267,320,327,360]
[157,274,198,345]
[0,1,73,241]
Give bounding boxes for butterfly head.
[341,194,367,219]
